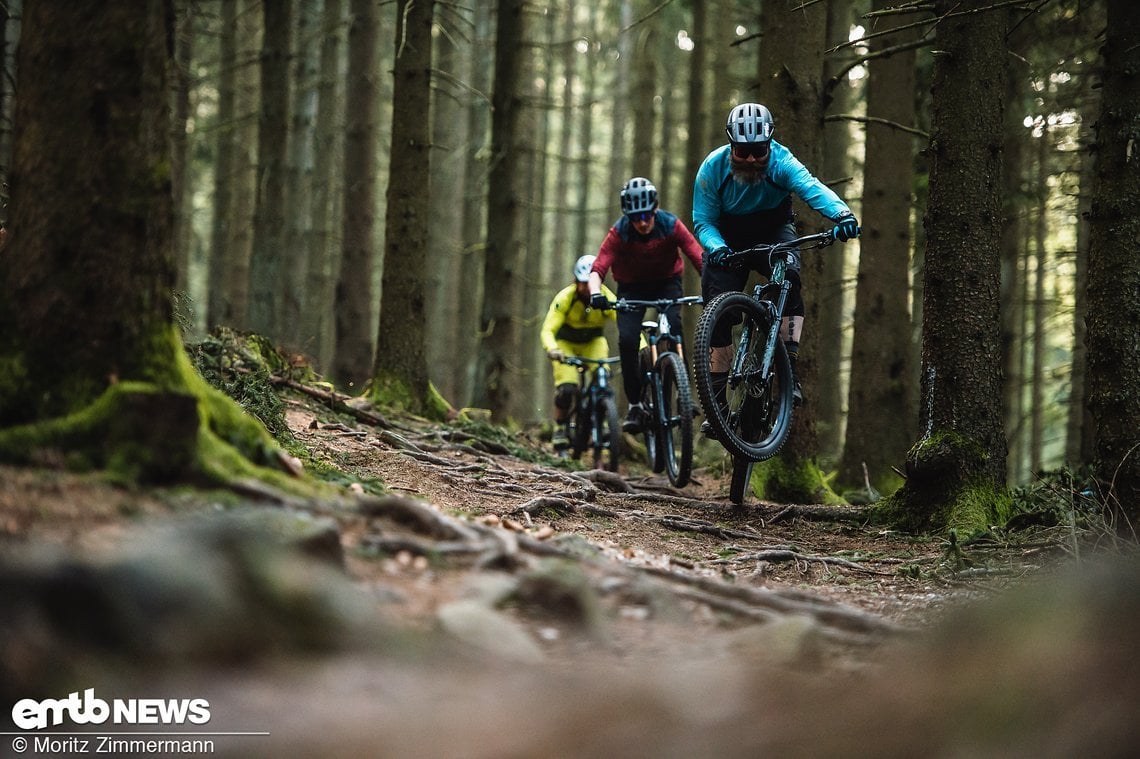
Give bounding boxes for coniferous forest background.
[0,0,1136,517]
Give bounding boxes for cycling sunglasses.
[731,141,771,160]
[628,211,654,223]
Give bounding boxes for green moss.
[425,382,454,422]
[871,430,1012,535]
[749,455,846,505]
[0,332,327,499]
[365,374,452,422]
[0,352,29,422]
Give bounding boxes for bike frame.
[561,355,621,455]
[727,232,834,395]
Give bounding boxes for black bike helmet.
[620,177,658,216]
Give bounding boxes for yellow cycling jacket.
[539,284,617,353]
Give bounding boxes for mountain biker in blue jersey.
[693,103,860,434]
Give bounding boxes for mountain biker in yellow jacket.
[541,255,617,449]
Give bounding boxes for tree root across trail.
[282,386,1059,653]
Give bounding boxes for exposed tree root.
[767,503,873,524]
[704,548,892,576]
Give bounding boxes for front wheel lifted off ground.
[692,292,795,462]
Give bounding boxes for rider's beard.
[730,155,768,185]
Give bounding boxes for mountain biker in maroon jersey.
[692,103,860,435]
[586,177,704,434]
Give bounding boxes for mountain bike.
[612,296,702,487]
[560,355,622,472]
[692,230,836,503]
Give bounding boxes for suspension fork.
[732,261,790,386]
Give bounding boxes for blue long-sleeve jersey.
[692,142,852,252]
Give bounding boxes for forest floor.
[2,379,1134,756]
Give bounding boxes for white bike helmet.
[573,254,596,283]
[725,103,775,144]
[620,177,658,216]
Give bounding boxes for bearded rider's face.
[730,142,770,185]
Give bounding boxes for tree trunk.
[208,0,240,330]
[999,28,1028,484]
[0,0,18,185]
[882,0,1010,533]
[1029,134,1048,474]
[630,5,657,180]
[426,7,466,406]
[171,0,195,307]
[221,1,261,333]
[608,0,632,203]
[332,0,380,390]
[0,0,297,484]
[283,0,321,353]
[816,0,856,465]
[373,0,434,414]
[1066,0,1105,469]
[838,0,917,496]
[572,6,598,262]
[2,0,177,421]
[307,0,345,371]
[476,0,528,421]
[755,0,831,503]
[248,0,293,341]
[455,3,492,407]
[1085,0,1140,528]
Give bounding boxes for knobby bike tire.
[595,394,621,472]
[729,456,753,505]
[570,403,590,460]
[692,291,796,461]
[641,373,665,473]
[657,351,694,487]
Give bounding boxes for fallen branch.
[272,375,393,428]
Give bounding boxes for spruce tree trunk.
[455,3,492,407]
[332,0,380,390]
[2,0,177,422]
[374,0,434,413]
[1086,0,1140,527]
[476,0,528,421]
[839,0,918,495]
[208,0,240,330]
[882,0,1010,533]
[426,10,466,405]
[755,0,830,502]
[572,5,597,261]
[248,0,293,341]
[816,0,856,465]
[307,0,345,371]
[999,27,1027,483]
[283,0,321,353]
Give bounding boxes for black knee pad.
[554,383,577,411]
[785,270,805,318]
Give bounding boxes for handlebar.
[726,229,836,264]
[559,355,621,369]
[612,295,703,312]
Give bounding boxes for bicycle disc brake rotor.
[728,352,771,440]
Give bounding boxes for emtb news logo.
[11,689,211,730]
